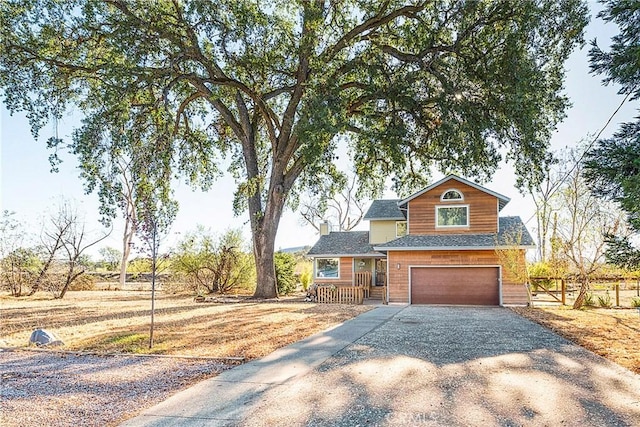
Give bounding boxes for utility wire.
[524,86,636,227]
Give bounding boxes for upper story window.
[441,189,464,201]
[396,221,407,237]
[436,205,469,227]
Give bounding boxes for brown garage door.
[411,267,499,305]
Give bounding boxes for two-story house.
[307,175,535,306]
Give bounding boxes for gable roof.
[399,175,511,211]
[373,216,535,251]
[363,199,406,220]
[307,231,383,257]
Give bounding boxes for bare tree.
[36,201,111,298]
[57,217,110,299]
[528,160,560,262]
[551,149,628,308]
[29,205,73,295]
[300,175,366,232]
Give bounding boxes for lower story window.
[316,258,339,278]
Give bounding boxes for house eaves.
[374,217,535,251]
[373,244,536,251]
[398,174,511,211]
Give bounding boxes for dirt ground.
[511,305,640,374]
[0,290,374,427]
[0,290,372,359]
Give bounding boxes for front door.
[375,259,387,286]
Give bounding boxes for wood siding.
[407,181,498,235]
[387,250,528,305]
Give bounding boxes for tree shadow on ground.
[237,306,640,426]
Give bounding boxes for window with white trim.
[315,258,339,278]
[441,189,464,201]
[396,221,407,237]
[436,205,469,227]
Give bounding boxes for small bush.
[597,291,612,308]
[583,292,595,307]
[275,252,297,295]
[631,297,640,308]
[69,274,97,291]
[299,264,313,291]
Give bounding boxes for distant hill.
[278,245,310,254]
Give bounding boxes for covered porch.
[313,256,388,305]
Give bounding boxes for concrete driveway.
[122,306,640,426]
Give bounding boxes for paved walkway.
[121,306,640,426]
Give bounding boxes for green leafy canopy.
[0,0,589,297]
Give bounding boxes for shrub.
[172,227,255,294]
[69,273,96,291]
[597,291,612,308]
[631,297,640,308]
[275,252,296,295]
[0,247,41,296]
[299,262,313,291]
[128,258,153,274]
[527,262,553,292]
[583,292,595,307]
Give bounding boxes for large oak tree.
[1,0,588,297]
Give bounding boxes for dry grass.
[0,290,373,360]
[512,305,640,374]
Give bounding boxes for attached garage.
[410,266,500,305]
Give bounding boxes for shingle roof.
[373,217,535,250]
[307,231,383,257]
[363,199,406,220]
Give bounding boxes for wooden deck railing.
[316,285,364,305]
[354,271,372,298]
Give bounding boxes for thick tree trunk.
[251,190,285,299]
[249,166,290,298]
[230,90,301,299]
[253,233,278,299]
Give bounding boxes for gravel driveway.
[0,350,227,427]
[240,306,640,426]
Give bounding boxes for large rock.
[29,329,64,347]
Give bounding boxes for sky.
[1,1,638,259]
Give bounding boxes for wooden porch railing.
[316,285,364,305]
[354,271,372,298]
